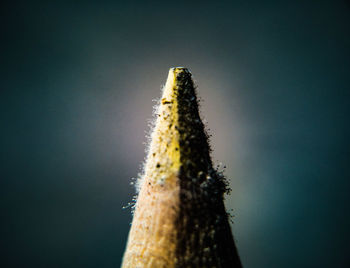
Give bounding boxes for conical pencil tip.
[137,66,215,191]
[139,66,210,190]
[122,68,242,268]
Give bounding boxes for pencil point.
[122,68,242,267]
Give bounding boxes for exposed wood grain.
[122,68,242,268]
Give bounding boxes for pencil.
[122,67,242,267]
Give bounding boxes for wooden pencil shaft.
[122,68,242,268]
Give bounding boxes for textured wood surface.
[122,68,242,268]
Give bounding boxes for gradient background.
[2,1,350,267]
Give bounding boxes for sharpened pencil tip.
[122,68,242,268]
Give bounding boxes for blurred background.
[2,1,350,267]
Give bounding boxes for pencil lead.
[122,67,242,268]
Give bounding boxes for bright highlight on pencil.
[122,67,242,267]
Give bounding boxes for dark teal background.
[2,1,350,267]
